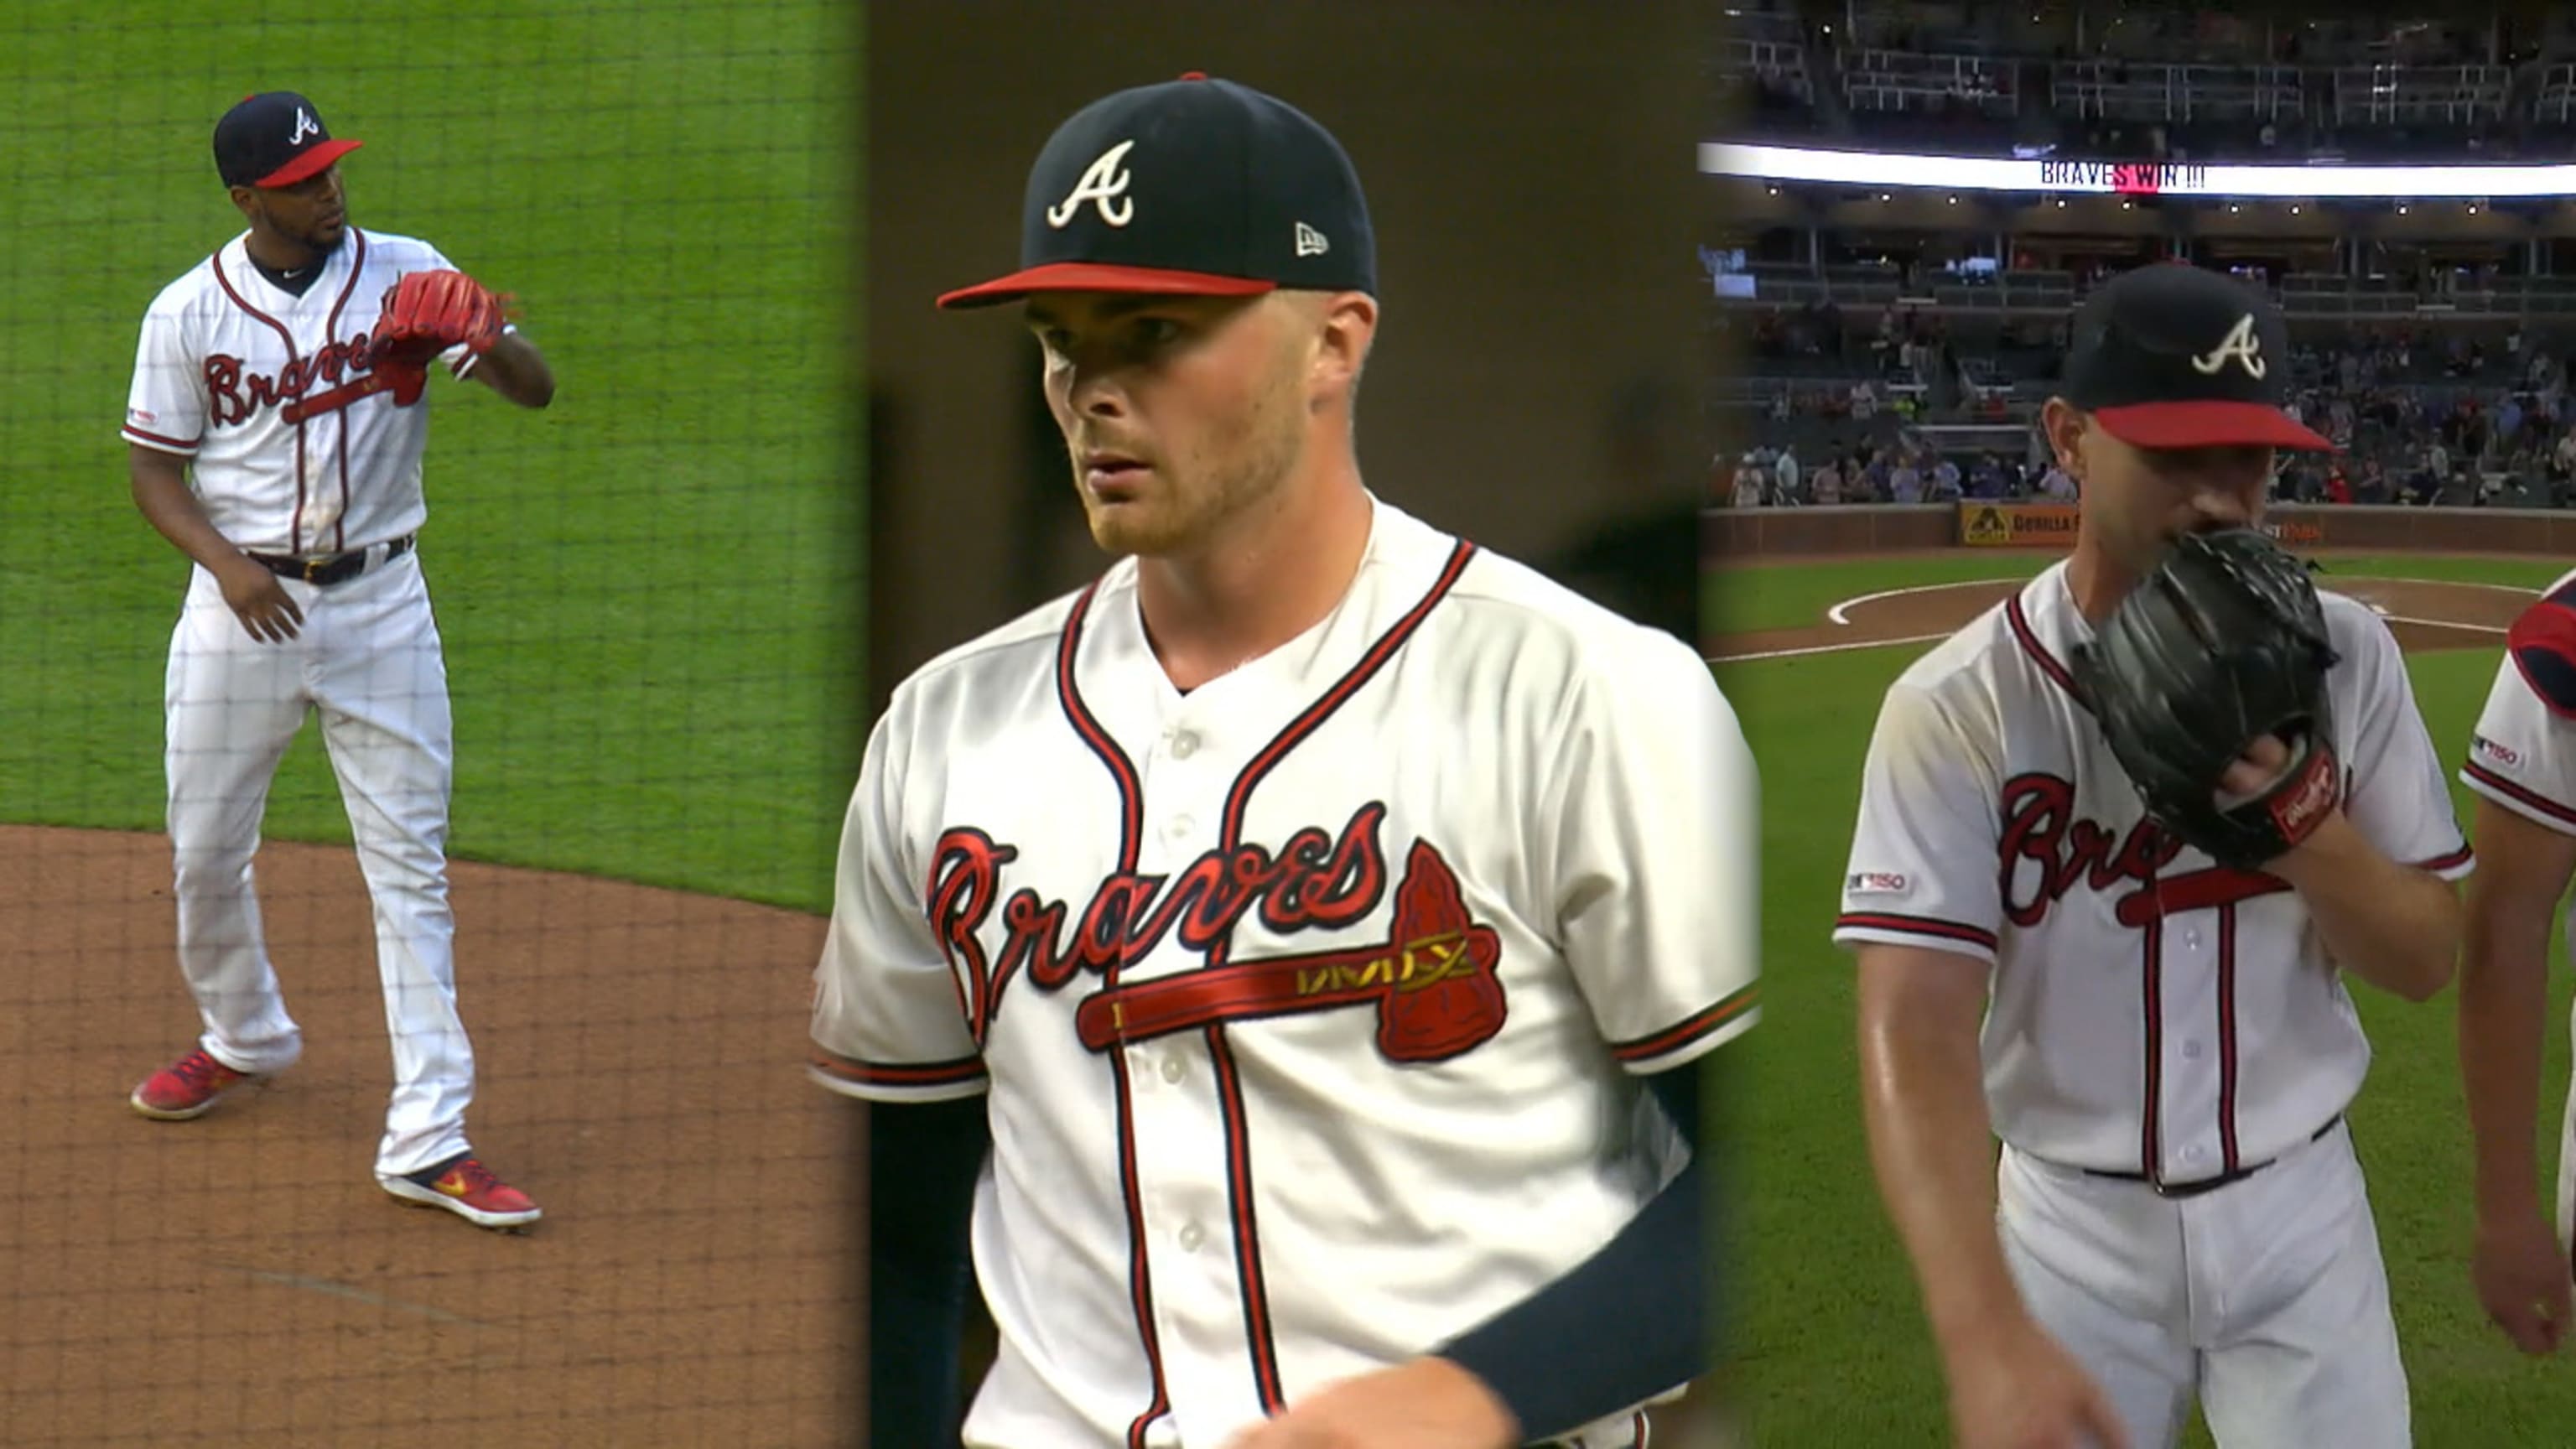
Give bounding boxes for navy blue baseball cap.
[214,91,362,190]
[938,72,1377,309]
[2061,262,2332,452]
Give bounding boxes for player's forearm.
[1436,1062,1707,1440]
[469,332,554,408]
[1857,1010,2025,1350]
[870,1095,987,1449]
[2271,813,2461,1002]
[129,454,250,574]
[2459,892,2555,1214]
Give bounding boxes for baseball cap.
[937,72,1375,309]
[2059,262,2333,453]
[213,91,362,190]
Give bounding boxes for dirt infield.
[0,827,857,1447]
[1709,573,2527,663]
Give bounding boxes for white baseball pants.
[1997,1118,2409,1449]
[163,545,475,1180]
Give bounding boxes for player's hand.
[2473,1208,2573,1355]
[1218,1357,1519,1449]
[1945,1316,2131,1449]
[214,555,304,643]
[2217,733,2301,805]
[2218,732,2349,867]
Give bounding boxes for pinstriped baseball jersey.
[1833,561,2470,1182]
[810,496,1755,1449]
[2460,566,2576,1239]
[121,226,495,555]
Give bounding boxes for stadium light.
[1701,141,2576,200]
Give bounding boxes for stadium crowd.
[1722,318,2576,511]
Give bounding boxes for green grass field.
[1711,551,2576,1445]
[0,0,860,911]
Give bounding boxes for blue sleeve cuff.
[870,1095,989,1449]
[1436,1060,1710,1439]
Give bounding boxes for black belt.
[246,533,413,587]
[2083,1114,2342,1200]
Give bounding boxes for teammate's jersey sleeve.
[808,704,989,1103]
[2463,597,2576,838]
[1553,633,1759,1074]
[121,290,205,457]
[2335,607,2475,877]
[1831,678,2004,965]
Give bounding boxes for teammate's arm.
[463,330,553,408]
[2459,794,2576,1353]
[128,444,304,643]
[1857,942,2129,1449]
[869,1095,987,1448]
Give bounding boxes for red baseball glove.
[374,268,512,368]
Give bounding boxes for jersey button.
[2182,1039,2204,1060]
[1169,814,1196,839]
[1161,1056,1186,1084]
[1178,1223,1205,1251]
[1171,730,1200,759]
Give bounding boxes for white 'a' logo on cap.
[1294,222,1328,257]
[1046,139,1138,229]
[2190,314,2267,380]
[288,107,322,145]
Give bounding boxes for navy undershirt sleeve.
[1436,1057,1711,1441]
[868,1095,989,1449]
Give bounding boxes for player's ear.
[226,184,260,223]
[2039,396,2089,482]
[1308,290,1376,407]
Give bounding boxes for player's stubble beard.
[252,191,347,268]
[1075,328,1310,561]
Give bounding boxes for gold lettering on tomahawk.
[1296,933,1473,997]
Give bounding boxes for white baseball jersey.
[122,226,496,555]
[1834,561,2471,1182]
[811,495,1757,1448]
[2460,566,2576,1236]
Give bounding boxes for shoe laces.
[172,1052,236,1090]
[440,1157,503,1193]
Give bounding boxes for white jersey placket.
[1119,695,1262,1436]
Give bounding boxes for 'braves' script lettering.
[205,329,385,428]
[1997,772,2290,928]
[927,801,1392,1041]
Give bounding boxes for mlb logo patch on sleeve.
[2471,734,2523,771]
[1846,871,1909,896]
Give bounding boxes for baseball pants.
[163,545,475,1180]
[1997,1117,2409,1449]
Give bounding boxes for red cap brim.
[937,262,1275,310]
[2092,399,2336,453]
[256,139,361,189]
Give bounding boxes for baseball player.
[2456,574,2576,1355]
[809,75,1758,1449]
[120,92,553,1229]
[1835,262,2469,1449]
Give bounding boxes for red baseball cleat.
[129,1048,262,1121]
[382,1153,543,1229]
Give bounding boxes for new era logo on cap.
[2061,262,2330,454]
[213,90,362,190]
[938,72,1376,309]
